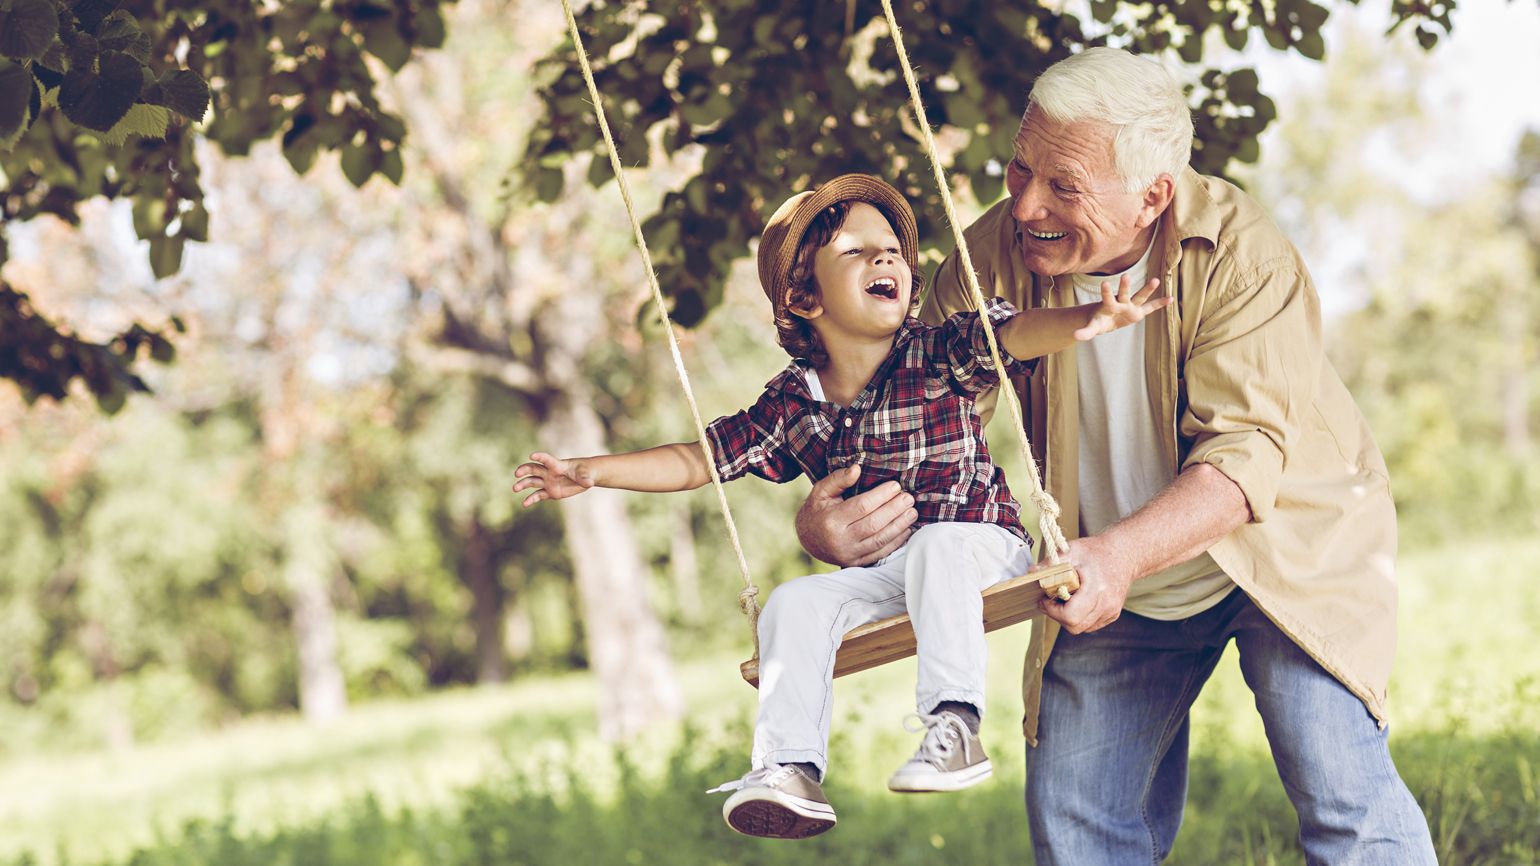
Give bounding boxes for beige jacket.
[921,168,1398,744]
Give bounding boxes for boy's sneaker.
[887,711,993,792]
[706,764,837,839]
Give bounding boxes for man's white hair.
[1027,47,1194,193]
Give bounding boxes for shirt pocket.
[858,403,926,474]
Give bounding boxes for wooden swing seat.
[740,562,1079,687]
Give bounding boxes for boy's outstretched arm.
[513,443,711,507]
[998,274,1170,361]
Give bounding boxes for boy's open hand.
[1072,274,1170,341]
[513,452,594,507]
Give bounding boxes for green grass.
[4,536,1538,865]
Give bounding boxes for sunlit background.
[2,0,1537,863]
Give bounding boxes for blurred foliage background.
[0,0,1537,863]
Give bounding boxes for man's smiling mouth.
[1027,228,1067,241]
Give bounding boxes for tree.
[1,0,456,407]
[390,0,685,738]
[525,0,1458,327]
[1237,17,1540,542]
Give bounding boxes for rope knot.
[737,584,760,616]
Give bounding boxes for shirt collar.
[766,318,926,402]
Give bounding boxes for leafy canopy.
[0,0,454,410]
[525,0,1455,327]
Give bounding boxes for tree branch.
[407,342,544,396]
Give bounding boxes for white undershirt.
[1072,236,1233,620]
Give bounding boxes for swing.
[559,0,1081,689]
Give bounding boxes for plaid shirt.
[705,298,1036,542]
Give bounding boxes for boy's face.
[796,202,913,346]
[1006,108,1165,276]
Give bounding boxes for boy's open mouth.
[865,277,900,300]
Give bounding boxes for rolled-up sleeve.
[1180,257,1320,524]
[937,298,1038,396]
[704,390,804,484]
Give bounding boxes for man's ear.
[1136,174,1175,229]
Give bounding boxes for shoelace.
[904,711,974,767]
[705,763,795,795]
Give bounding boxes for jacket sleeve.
[1180,253,1321,524]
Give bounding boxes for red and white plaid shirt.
[705,298,1036,542]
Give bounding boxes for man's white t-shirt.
[1072,236,1234,620]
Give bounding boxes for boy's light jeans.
[751,521,1030,779]
[1025,588,1437,866]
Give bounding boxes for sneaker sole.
[723,790,837,839]
[887,759,993,793]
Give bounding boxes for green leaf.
[0,0,61,61]
[153,69,210,120]
[379,147,403,184]
[97,10,151,63]
[533,166,562,203]
[58,49,141,131]
[971,170,1003,205]
[1235,137,1259,164]
[1178,35,1203,64]
[359,17,410,72]
[131,197,166,238]
[1226,68,1259,100]
[340,141,378,187]
[92,102,167,145]
[412,5,445,49]
[1223,26,1248,51]
[587,151,614,186]
[148,333,174,362]
[179,202,209,242]
[1295,32,1325,61]
[147,234,184,279]
[94,378,127,413]
[0,60,31,144]
[69,0,120,34]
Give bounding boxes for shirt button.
[843,417,853,428]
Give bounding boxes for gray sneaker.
[706,764,837,839]
[887,711,993,792]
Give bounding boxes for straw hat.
[756,174,919,321]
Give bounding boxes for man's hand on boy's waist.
[795,465,917,567]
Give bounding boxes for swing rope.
[878,0,1072,564]
[559,0,762,654]
[557,0,1075,660]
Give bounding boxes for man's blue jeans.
[1024,588,1436,865]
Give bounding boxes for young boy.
[513,174,1166,840]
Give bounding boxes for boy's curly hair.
[774,200,923,367]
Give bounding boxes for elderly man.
[796,48,1436,863]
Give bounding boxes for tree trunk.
[1500,292,1530,457]
[464,515,508,684]
[670,501,704,625]
[283,492,347,724]
[542,391,683,741]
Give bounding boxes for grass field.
[4,536,1538,865]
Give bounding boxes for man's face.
[1005,108,1161,276]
